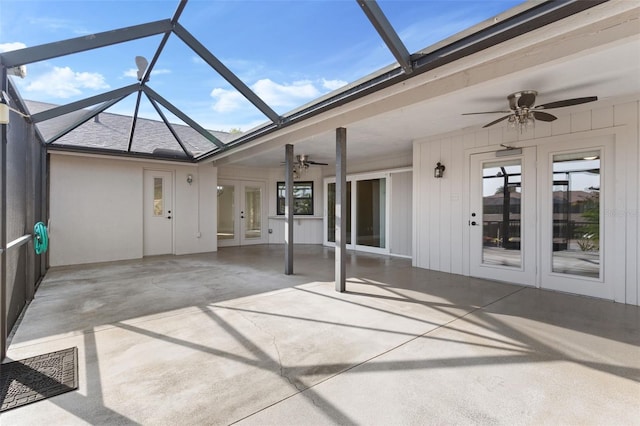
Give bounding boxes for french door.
[217,180,267,246]
[468,138,614,299]
[469,148,537,286]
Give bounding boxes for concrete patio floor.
[2,245,639,425]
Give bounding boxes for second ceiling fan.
[463,90,598,129]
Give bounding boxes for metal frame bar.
[140,1,187,83]
[335,128,347,292]
[46,96,128,144]
[0,20,173,68]
[47,143,195,162]
[172,23,281,125]
[357,0,412,74]
[284,144,294,275]
[142,86,225,149]
[31,84,139,123]
[200,0,606,161]
[1,65,8,359]
[146,93,193,158]
[127,90,144,152]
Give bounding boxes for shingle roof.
[25,100,233,158]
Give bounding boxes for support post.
[284,144,294,275]
[335,128,347,292]
[1,65,8,360]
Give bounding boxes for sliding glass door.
[325,174,388,254]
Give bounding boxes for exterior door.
[143,170,173,256]
[469,148,536,286]
[538,138,614,299]
[217,180,266,246]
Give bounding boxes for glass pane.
[356,178,386,248]
[217,185,235,240]
[482,160,522,268]
[327,182,351,244]
[245,186,262,239]
[552,151,600,278]
[277,181,313,215]
[153,177,163,216]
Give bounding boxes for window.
[277,181,314,215]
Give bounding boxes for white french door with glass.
[538,138,614,299]
[217,180,267,246]
[468,137,615,299]
[469,148,537,286]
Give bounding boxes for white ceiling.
[216,9,640,170]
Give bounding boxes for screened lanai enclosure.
[1,0,639,403]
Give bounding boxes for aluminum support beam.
[335,128,347,292]
[1,66,7,360]
[142,86,225,149]
[0,20,173,68]
[127,90,144,152]
[146,93,193,158]
[172,23,281,125]
[140,0,188,83]
[31,84,139,123]
[357,0,412,74]
[284,144,294,275]
[46,96,126,144]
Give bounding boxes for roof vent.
[94,114,100,123]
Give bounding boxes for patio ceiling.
[1,0,637,165]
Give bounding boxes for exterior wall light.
[187,174,193,185]
[434,162,445,178]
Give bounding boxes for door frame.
[463,129,622,301]
[324,170,392,255]
[468,147,537,286]
[143,169,174,256]
[217,179,268,247]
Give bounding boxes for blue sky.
[0,0,523,132]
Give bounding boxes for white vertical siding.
[390,171,412,257]
[414,98,640,305]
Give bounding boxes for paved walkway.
[3,245,639,425]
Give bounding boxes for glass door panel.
[481,160,522,268]
[243,185,262,240]
[551,151,601,278]
[217,184,235,241]
[327,181,352,244]
[356,178,386,248]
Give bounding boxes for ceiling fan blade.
[536,96,597,110]
[307,160,329,165]
[533,111,557,122]
[462,110,511,115]
[483,115,511,128]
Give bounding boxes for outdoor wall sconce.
[186,174,193,185]
[434,162,445,178]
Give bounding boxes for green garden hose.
[33,222,48,255]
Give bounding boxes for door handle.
[470,221,478,226]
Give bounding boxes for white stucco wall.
[49,153,217,266]
[413,98,640,305]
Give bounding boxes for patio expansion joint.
[234,285,528,425]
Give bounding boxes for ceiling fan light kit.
[463,90,598,132]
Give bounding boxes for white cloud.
[0,42,27,52]
[210,88,244,113]
[322,79,347,91]
[252,79,320,107]
[25,66,109,99]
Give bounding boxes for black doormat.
[0,347,78,412]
